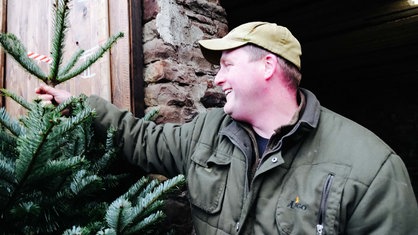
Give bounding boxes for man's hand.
[35,84,72,105]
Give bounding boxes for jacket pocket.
[275,164,350,235]
[188,144,231,214]
[316,173,335,235]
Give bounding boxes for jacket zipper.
[316,173,335,235]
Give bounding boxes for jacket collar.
[219,88,321,153]
[274,88,320,155]
[298,88,320,130]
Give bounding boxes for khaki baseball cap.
[198,22,302,69]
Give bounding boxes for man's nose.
[214,71,225,86]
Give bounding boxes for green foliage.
[0,0,124,87]
[0,93,107,234]
[84,175,185,235]
[0,0,184,234]
[0,81,182,235]
[0,33,48,80]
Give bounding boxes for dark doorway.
[222,0,418,195]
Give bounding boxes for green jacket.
[88,89,418,235]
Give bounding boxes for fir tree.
[0,0,185,234]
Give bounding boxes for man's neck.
[251,91,300,138]
[252,112,296,138]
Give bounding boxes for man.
[37,22,418,234]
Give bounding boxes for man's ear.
[263,54,278,80]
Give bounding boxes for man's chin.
[223,106,232,116]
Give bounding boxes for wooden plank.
[129,0,145,117]
[0,0,6,107]
[109,0,131,111]
[60,0,112,100]
[5,0,114,117]
[5,0,51,116]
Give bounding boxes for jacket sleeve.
[87,95,198,177]
[346,153,418,234]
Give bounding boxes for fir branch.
[136,175,185,219]
[63,225,98,235]
[1,88,33,111]
[92,128,117,173]
[101,174,130,190]
[136,200,164,220]
[92,149,116,174]
[105,198,134,233]
[92,145,115,174]
[128,200,164,230]
[14,119,55,183]
[69,94,88,111]
[0,157,16,185]
[98,228,117,235]
[10,201,41,218]
[0,1,138,233]
[110,175,184,234]
[0,127,18,152]
[62,226,84,235]
[48,106,95,140]
[135,185,168,219]
[125,211,165,235]
[122,177,152,201]
[69,170,102,196]
[0,157,16,204]
[55,95,78,113]
[57,32,124,83]
[13,103,67,188]
[144,108,159,121]
[0,107,23,137]
[139,179,160,199]
[58,48,85,77]
[28,156,85,183]
[49,0,72,83]
[104,127,117,154]
[0,33,48,81]
[0,179,14,203]
[66,125,92,159]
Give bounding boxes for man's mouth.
[224,89,232,96]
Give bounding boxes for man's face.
[214,47,265,121]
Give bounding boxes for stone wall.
[143,0,227,124]
[142,0,228,233]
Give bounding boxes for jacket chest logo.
[287,196,308,211]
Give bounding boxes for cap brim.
[198,38,247,65]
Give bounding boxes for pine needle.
[0,33,47,81]
[1,88,33,111]
[0,107,23,136]
[57,32,124,84]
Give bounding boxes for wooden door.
[1,0,131,116]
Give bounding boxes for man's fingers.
[35,84,71,105]
[37,94,54,101]
[35,84,53,95]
